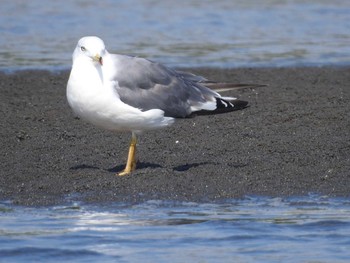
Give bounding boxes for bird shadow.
[70,164,100,170]
[173,162,215,172]
[70,162,163,173]
[107,162,163,173]
[70,162,220,173]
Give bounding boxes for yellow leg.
[118,132,137,176]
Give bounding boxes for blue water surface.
[0,0,350,71]
[1,196,350,262]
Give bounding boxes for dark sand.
[0,67,349,206]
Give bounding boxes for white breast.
[66,56,174,132]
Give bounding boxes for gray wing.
[110,54,220,118]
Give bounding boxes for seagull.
[67,36,257,176]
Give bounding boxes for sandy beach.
[0,67,349,206]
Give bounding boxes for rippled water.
[1,0,350,70]
[1,196,350,262]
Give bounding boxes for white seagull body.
[67,36,251,175]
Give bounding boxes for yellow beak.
[93,54,103,65]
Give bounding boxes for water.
[1,196,350,262]
[1,0,350,71]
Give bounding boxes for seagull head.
[73,36,106,66]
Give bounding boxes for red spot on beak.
[99,57,103,66]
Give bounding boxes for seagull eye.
[80,46,86,52]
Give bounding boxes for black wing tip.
[231,99,249,109]
[192,98,248,116]
[216,98,248,110]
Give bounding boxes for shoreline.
[0,67,349,206]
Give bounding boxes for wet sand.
[0,67,349,206]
